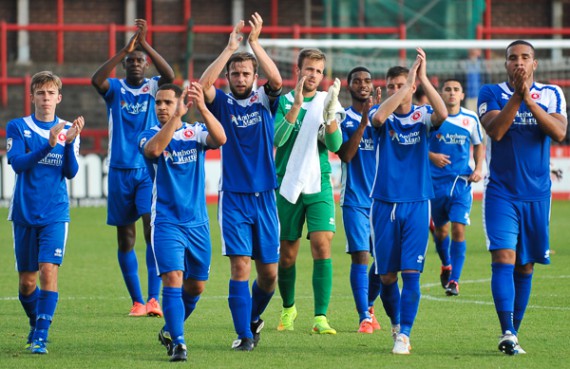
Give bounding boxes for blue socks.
[33,290,58,341]
[118,250,144,304]
[491,263,516,334]
[513,271,533,333]
[19,287,39,328]
[182,289,200,321]
[251,280,274,323]
[400,272,421,337]
[228,280,252,339]
[380,279,400,326]
[146,243,161,302]
[435,236,451,267]
[350,263,370,322]
[163,287,185,346]
[368,262,382,309]
[449,240,466,282]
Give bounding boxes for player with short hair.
[478,40,567,355]
[336,66,383,334]
[274,48,345,335]
[370,48,448,354]
[428,79,484,296]
[7,71,83,354]
[91,19,174,317]
[199,13,282,351]
[139,83,226,362]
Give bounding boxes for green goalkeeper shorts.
[277,175,336,241]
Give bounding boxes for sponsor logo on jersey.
[164,148,198,164]
[514,111,537,125]
[439,132,467,145]
[360,137,374,151]
[392,130,420,145]
[231,111,262,128]
[121,100,149,115]
[39,152,64,166]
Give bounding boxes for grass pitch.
[0,201,569,368]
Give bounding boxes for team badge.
[462,118,469,126]
[183,129,195,139]
[531,92,540,100]
[412,111,422,121]
[58,132,66,142]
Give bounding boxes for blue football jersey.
[429,107,483,184]
[339,105,378,208]
[371,105,434,202]
[478,82,567,200]
[138,122,210,226]
[102,77,160,169]
[6,115,80,226]
[206,87,278,193]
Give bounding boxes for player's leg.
[432,195,452,288]
[229,256,254,350]
[249,190,279,345]
[446,222,466,296]
[108,168,145,314]
[367,260,382,331]
[135,169,162,314]
[14,224,40,349]
[153,223,186,361]
[276,189,305,331]
[446,178,473,295]
[371,200,401,341]
[343,206,374,332]
[484,194,519,355]
[31,222,67,354]
[397,201,430,353]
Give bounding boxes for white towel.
[280,92,327,204]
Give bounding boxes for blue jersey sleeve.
[62,140,80,179]
[6,121,53,174]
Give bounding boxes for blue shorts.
[431,177,473,227]
[342,206,372,254]
[483,193,551,265]
[151,222,211,281]
[107,167,152,226]
[13,222,68,271]
[370,200,430,274]
[218,190,280,263]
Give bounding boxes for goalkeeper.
[274,48,345,335]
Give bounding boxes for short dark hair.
[158,83,183,98]
[226,52,258,74]
[297,48,326,70]
[386,66,409,80]
[441,78,462,87]
[347,66,371,85]
[506,40,535,59]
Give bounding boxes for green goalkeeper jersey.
[274,91,343,184]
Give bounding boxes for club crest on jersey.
[531,92,540,100]
[142,85,150,93]
[183,129,195,139]
[412,111,422,121]
[462,118,469,126]
[250,93,258,103]
[58,132,66,142]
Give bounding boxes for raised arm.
[372,58,420,127]
[248,12,282,92]
[136,19,175,86]
[274,76,305,147]
[199,21,244,103]
[91,31,139,94]
[337,98,372,163]
[416,48,447,126]
[188,82,226,148]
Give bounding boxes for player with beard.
[336,66,383,333]
[199,13,282,351]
